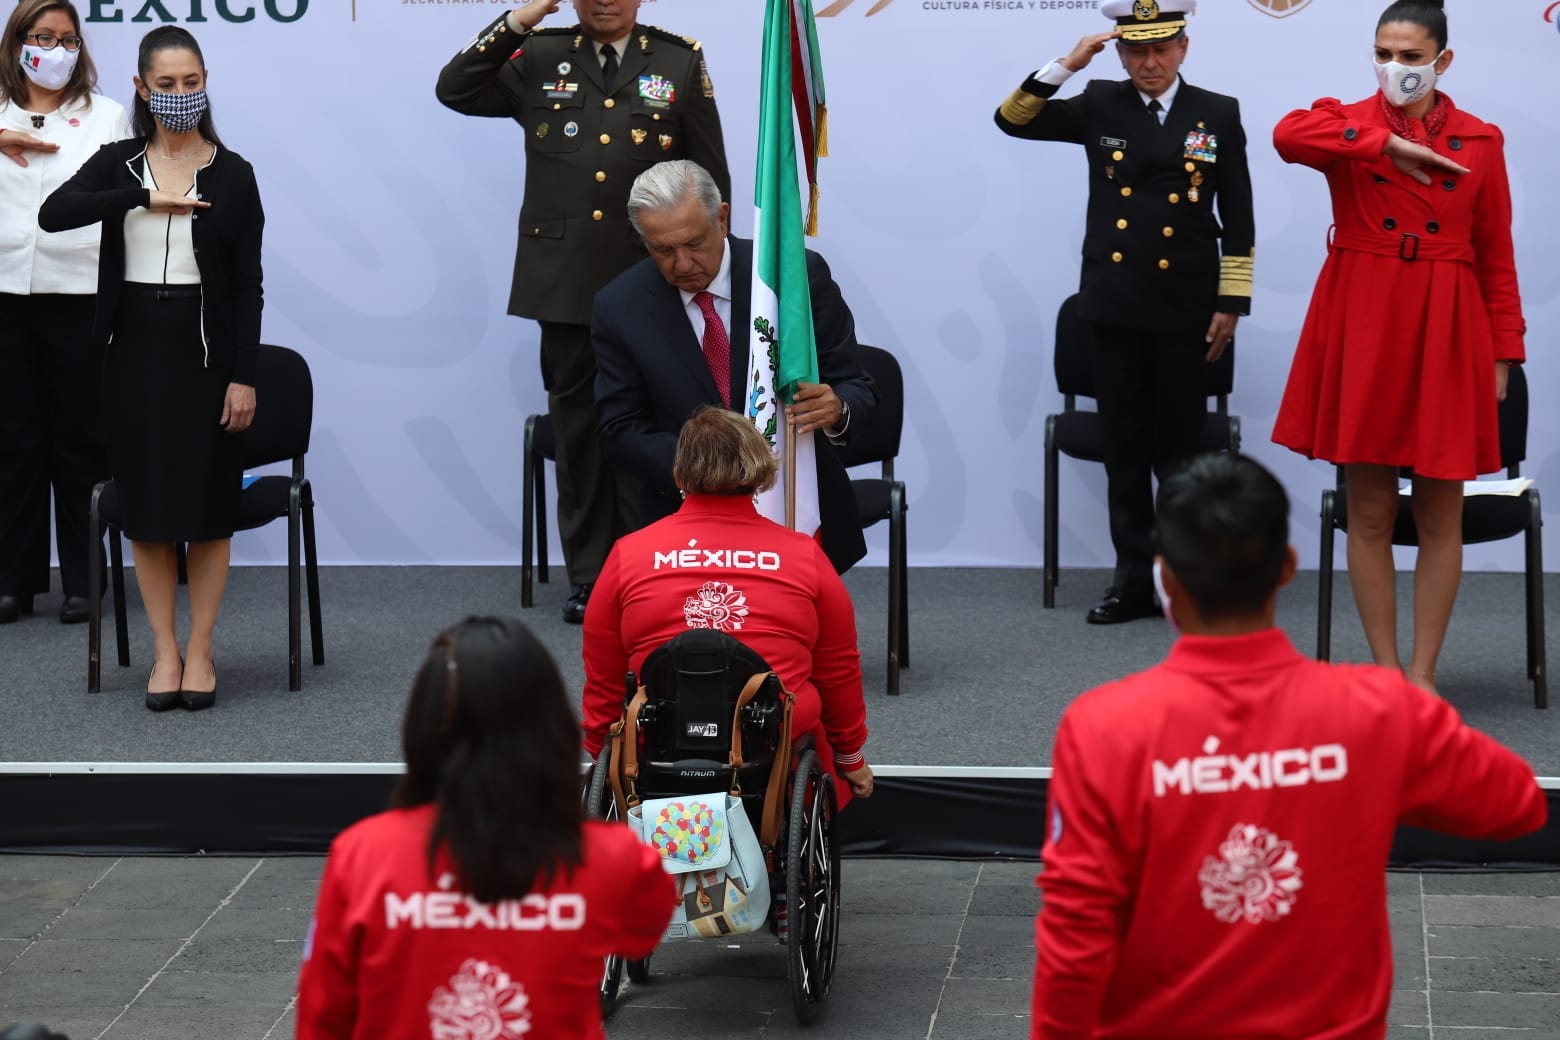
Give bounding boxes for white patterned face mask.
[147,88,207,133]
[1373,53,1442,108]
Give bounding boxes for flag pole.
[784,416,797,529]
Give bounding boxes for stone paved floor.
[1,857,1556,1039]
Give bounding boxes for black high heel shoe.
[146,658,183,712]
[180,666,216,711]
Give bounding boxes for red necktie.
[694,290,731,408]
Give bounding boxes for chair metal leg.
[536,455,550,586]
[886,484,905,695]
[88,486,105,693]
[1043,416,1059,609]
[1526,490,1546,709]
[302,484,325,667]
[287,485,303,691]
[110,529,129,668]
[522,420,537,609]
[897,486,909,671]
[1317,489,1335,662]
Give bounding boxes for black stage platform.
[1,566,1555,864]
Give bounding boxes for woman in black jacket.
[41,25,263,712]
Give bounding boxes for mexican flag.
[747,0,828,535]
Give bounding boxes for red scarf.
[1379,89,1449,146]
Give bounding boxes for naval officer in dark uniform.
[995,0,1254,625]
[437,0,730,623]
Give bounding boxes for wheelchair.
[583,629,842,1024]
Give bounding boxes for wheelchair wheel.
[785,749,840,1023]
[585,748,629,1019]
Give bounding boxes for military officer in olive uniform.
[995,0,1254,625]
[437,0,730,624]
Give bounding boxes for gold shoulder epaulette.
[646,25,701,51]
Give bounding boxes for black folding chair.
[1317,365,1545,709]
[1042,293,1239,606]
[520,412,555,608]
[88,344,324,692]
[835,345,908,694]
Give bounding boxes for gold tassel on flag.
[816,104,828,157]
[806,182,819,237]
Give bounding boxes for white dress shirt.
[124,148,210,285]
[0,94,130,294]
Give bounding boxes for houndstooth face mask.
[146,88,207,134]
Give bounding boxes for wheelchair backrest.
[635,630,782,768]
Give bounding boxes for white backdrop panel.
[75,0,1558,569]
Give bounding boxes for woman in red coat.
[583,408,874,804]
[296,617,678,1040]
[1271,0,1525,692]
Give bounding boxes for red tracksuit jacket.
[1033,628,1547,1040]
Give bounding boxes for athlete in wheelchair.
[581,409,874,1022]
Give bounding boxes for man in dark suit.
[593,160,877,573]
[995,0,1254,624]
[437,0,730,623]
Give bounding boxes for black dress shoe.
[562,583,592,625]
[1086,589,1161,625]
[0,594,34,624]
[180,688,216,711]
[59,596,90,624]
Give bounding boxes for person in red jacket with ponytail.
[1271,0,1525,694]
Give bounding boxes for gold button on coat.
[595,171,606,182]
[1184,162,1195,172]
[1158,259,1170,270]
[599,133,611,144]
[1111,251,1124,263]
[592,210,604,221]
[1112,149,1124,161]
[1169,193,1180,204]
[652,113,661,121]
[1162,226,1174,238]
[603,98,615,109]
[1120,186,1132,197]
[553,103,561,110]
[1116,218,1128,230]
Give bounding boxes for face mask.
[1374,53,1442,108]
[1152,560,1180,635]
[146,88,207,134]
[19,45,78,92]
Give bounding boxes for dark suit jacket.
[592,236,877,572]
[996,75,1254,332]
[39,138,265,385]
[436,18,730,326]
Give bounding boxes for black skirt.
[104,283,243,543]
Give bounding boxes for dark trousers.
[538,320,638,586]
[1091,322,1209,598]
[0,293,106,599]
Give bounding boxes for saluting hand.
[1060,30,1122,72]
[507,0,560,33]
[0,129,60,168]
[147,190,211,215]
[1383,135,1469,186]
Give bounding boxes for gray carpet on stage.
[0,566,1553,771]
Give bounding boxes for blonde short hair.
[673,408,778,497]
